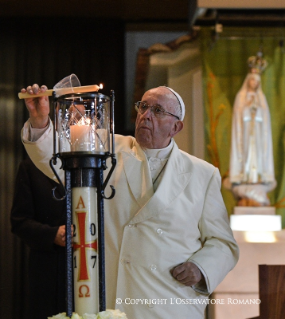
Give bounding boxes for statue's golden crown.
[248,51,268,74]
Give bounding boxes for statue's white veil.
[229,72,276,204]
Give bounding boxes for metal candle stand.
[49,90,116,317]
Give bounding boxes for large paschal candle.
[72,187,99,315]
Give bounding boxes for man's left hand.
[171,262,204,286]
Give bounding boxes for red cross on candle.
[73,212,97,281]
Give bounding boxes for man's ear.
[171,120,184,138]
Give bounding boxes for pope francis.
[20,84,239,319]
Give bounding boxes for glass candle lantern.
[18,76,116,317]
[50,89,116,317]
[55,92,111,155]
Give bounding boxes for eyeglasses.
[134,101,180,120]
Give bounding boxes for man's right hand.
[21,84,50,128]
[54,225,74,247]
[54,225,66,247]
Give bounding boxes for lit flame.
[76,117,91,126]
[77,117,85,125]
[99,83,103,89]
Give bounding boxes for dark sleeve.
[10,158,64,252]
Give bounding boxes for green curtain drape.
[200,27,285,227]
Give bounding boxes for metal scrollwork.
[49,155,66,201]
[101,155,116,200]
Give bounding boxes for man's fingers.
[24,84,48,95]
[176,270,189,281]
[26,86,33,94]
[176,270,196,283]
[32,83,40,94]
[41,85,47,92]
[172,262,202,286]
[171,263,185,279]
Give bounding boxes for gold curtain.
[132,31,199,122]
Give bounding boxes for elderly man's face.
[135,87,183,149]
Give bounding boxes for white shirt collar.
[142,139,174,159]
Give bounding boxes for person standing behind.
[10,156,67,319]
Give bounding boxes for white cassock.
[22,120,239,319]
[229,73,276,204]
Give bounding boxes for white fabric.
[30,124,49,142]
[22,122,239,319]
[143,139,173,190]
[232,183,276,206]
[142,139,174,160]
[229,73,275,185]
[22,119,64,183]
